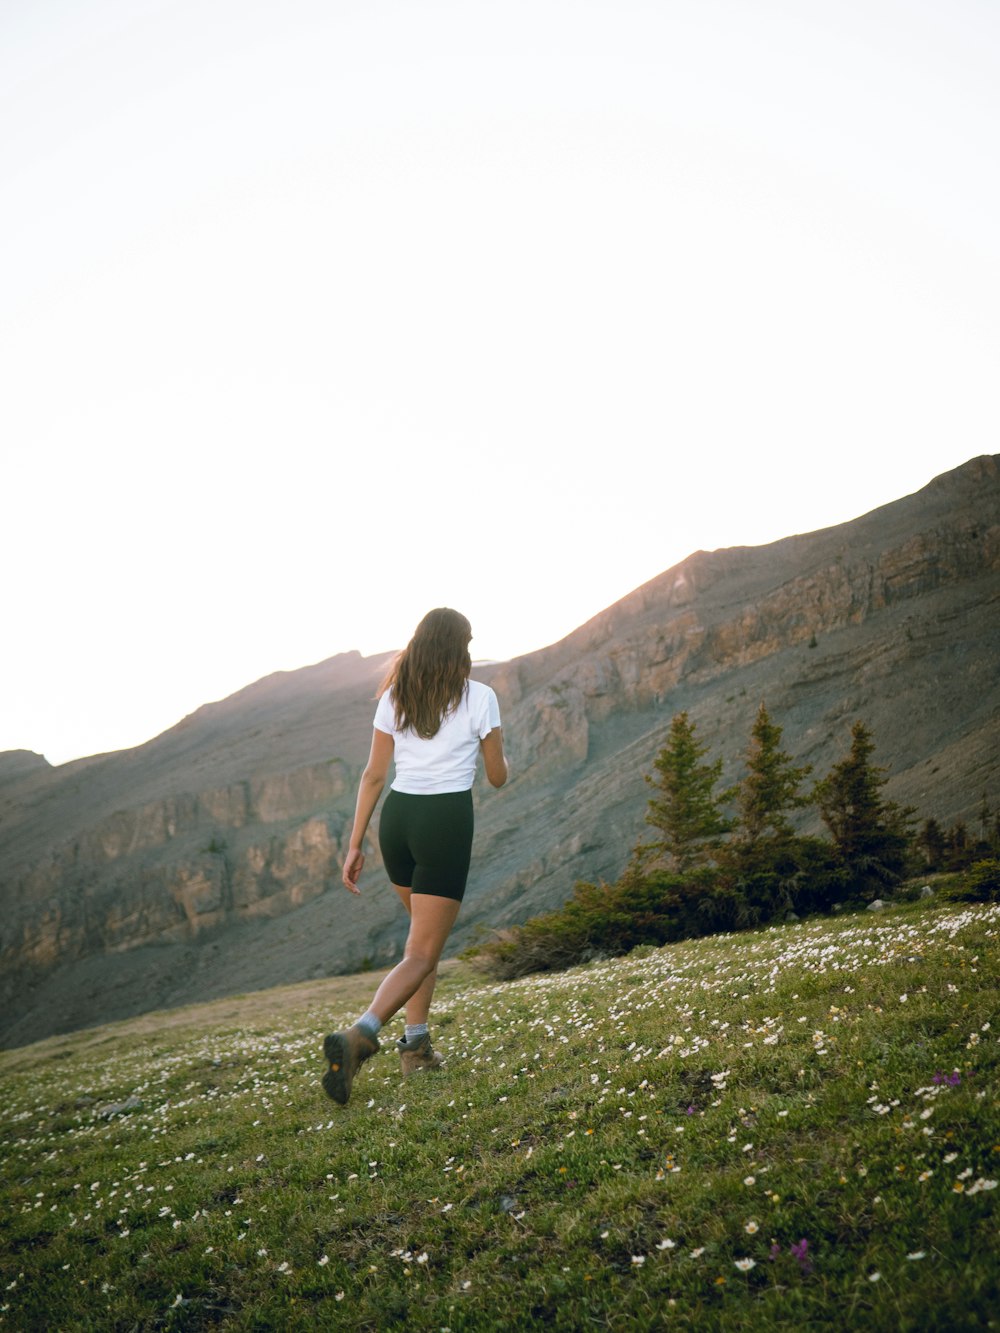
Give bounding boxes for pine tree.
[976,794,993,855]
[814,720,913,897]
[637,712,731,873]
[733,702,812,847]
[978,794,991,842]
[723,703,828,922]
[918,817,946,872]
[946,820,970,870]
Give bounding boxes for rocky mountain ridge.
[2,455,998,1047]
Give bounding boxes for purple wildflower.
[790,1238,812,1273]
[947,1070,961,1087]
[768,1243,781,1261]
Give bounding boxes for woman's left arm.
[342,728,394,894]
[480,727,509,788]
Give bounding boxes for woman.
[323,608,509,1106]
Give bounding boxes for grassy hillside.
[1,899,997,1331]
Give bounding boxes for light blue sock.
[404,1023,429,1043]
[355,1011,382,1041]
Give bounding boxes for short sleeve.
[478,686,501,739]
[373,691,396,735]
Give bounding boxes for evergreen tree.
[814,720,913,898]
[918,817,946,872]
[723,703,829,922]
[733,702,812,846]
[978,794,992,843]
[975,794,993,856]
[945,820,970,870]
[637,712,731,873]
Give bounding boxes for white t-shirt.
[373,680,501,794]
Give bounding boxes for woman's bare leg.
[390,884,438,1025]
[369,891,460,1026]
[406,964,438,1027]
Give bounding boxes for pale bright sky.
[2,0,998,766]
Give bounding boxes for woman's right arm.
[342,728,394,893]
[480,727,509,788]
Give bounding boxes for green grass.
[2,898,998,1331]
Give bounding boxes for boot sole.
[322,1033,351,1105]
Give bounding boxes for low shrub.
[948,858,1000,902]
[470,837,861,982]
[472,868,725,980]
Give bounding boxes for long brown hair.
[379,608,473,738]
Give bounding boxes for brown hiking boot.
[322,1026,380,1105]
[397,1032,444,1077]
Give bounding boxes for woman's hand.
[341,729,393,895]
[342,848,365,894]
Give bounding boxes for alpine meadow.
[2,895,997,1330]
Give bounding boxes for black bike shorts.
[378,788,474,903]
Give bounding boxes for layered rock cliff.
[2,455,998,1046]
